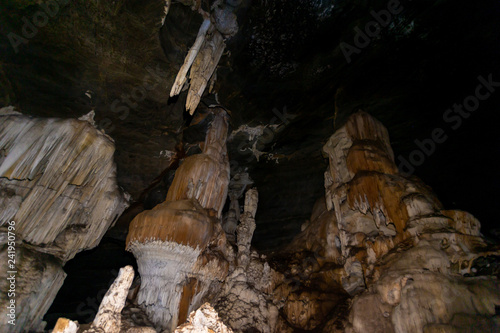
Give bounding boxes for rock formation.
[214,188,280,333]
[54,265,156,333]
[170,1,239,114]
[174,303,233,333]
[274,111,500,332]
[0,108,128,332]
[222,172,253,242]
[38,110,499,333]
[127,108,231,331]
[165,108,230,217]
[84,266,135,333]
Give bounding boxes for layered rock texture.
[0,108,128,332]
[47,111,499,333]
[273,112,500,332]
[126,108,232,331]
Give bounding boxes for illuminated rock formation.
[0,108,128,333]
[84,266,134,333]
[127,109,231,331]
[276,111,500,332]
[0,109,128,262]
[215,189,280,333]
[127,198,229,330]
[55,266,156,333]
[0,246,65,332]
[166,109,230,217]
[169,1,239,114]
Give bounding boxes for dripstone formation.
[4,99,492,333]
[126,108,232,331]
[0,108,128,332]
[68,111,498,333]
[274,112,500,332]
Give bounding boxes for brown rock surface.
[166,109,230,217]
[273,112,500,332]
[127,108,231,331]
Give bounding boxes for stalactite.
[185,29,225,114]
[170,18,211,98]
[169,2,239,114]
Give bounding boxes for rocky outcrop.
[127,108,231,331]
[0,108,128,333]
[0,108,128,262]
[274,111,500,332]
[0,245,65,332]
[345,239,500,333]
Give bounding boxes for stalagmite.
[55,266,157,333]
[0,108,128,333]
[274,111,500,332]
[215,188,280,333]
[127,108,231,331]
[52,318,79,333]
[126,199,220,330]
[166,109,230,217]
[237,188,258,268]
[223,172,253,242]
[84,266,134,333]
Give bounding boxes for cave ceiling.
[1,0,499,250]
